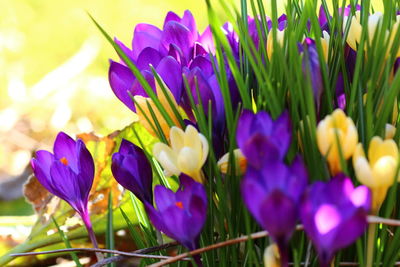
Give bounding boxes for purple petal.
[161,21,194,62]
[181,10,198,40]
[53,132,78,172]
[199,26,215,53]
[109,61,136,111]
[76,140,95,194]
[115,38,134,62]
[136,47,162,71]
[163,11,181,28]
[154,185,176,212]
[132,24,164,60]
[259,190,297,243]
[155,56,183,102]
[49,161,84,213]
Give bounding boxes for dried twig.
[10,246,181,260]
[148,225,304,267]
[90,242,180,267]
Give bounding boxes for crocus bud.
[389,16,400,58]
[321,31,330,62]
[217,149,247,175]
[153,125,209,183]
[267,29,285,60]
[111,139,153,203]
[317,109,358,175]
[263,244,281,267]
[385,124,396,140]
[134,80,181,139]
[353,137,399,213]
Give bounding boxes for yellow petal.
[317,119,331,156]
[170,126,185,152]
[354,156,374,187]
[263,244,281,267]
[184,125,202,155]
[177,147,201,178]
[346,15,362,51]
[385,124,396,140]
[342,119,358,158]
[372,156,398,187]
[153,143,180,176]
[217,149,246,175]
[199,134,209,166]
[368,137,398,166]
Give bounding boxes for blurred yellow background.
[0,0,210,179]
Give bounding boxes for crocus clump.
[111,139,153,203]
[300,174,371,267]
[145,174,207,253]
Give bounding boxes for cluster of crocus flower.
[111,137,208,258]
[109,10,239,140]
[238,109,372,266]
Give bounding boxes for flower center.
[175,201,183,209]
[60,157,69,165]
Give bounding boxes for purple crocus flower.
[108,10,214,112]
[241,157,308,266]
[300,174,371,267]
[300,38,324,112]
[31,132,102,259]
[31,132,94,218]
[111,139,153,203]
[145,174,207,253]
[236,110,291,169]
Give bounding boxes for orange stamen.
[60,157,69,165]
[175,201,183,209]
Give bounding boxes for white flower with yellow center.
[353,137,399,213]
[153,125,209,183]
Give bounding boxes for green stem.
[82,214,104,262]
[366,223,377,267]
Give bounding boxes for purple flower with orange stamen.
[145,174,207,252]
[31,132,94,218]
[31,132,102,258]
[300,174,371,267]
[111,139,153,203]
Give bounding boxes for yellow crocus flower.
[385,124,396,140]
[134,80,181,140]
[317,109,358,175]
[267,29,285,60]
[263,244,281,267]
[321,31,330,62]
[353,137,399,213]
[217,149,247,175]
[344,11,387,51]
[153,125,209,183]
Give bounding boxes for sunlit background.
[0,0,212,180]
